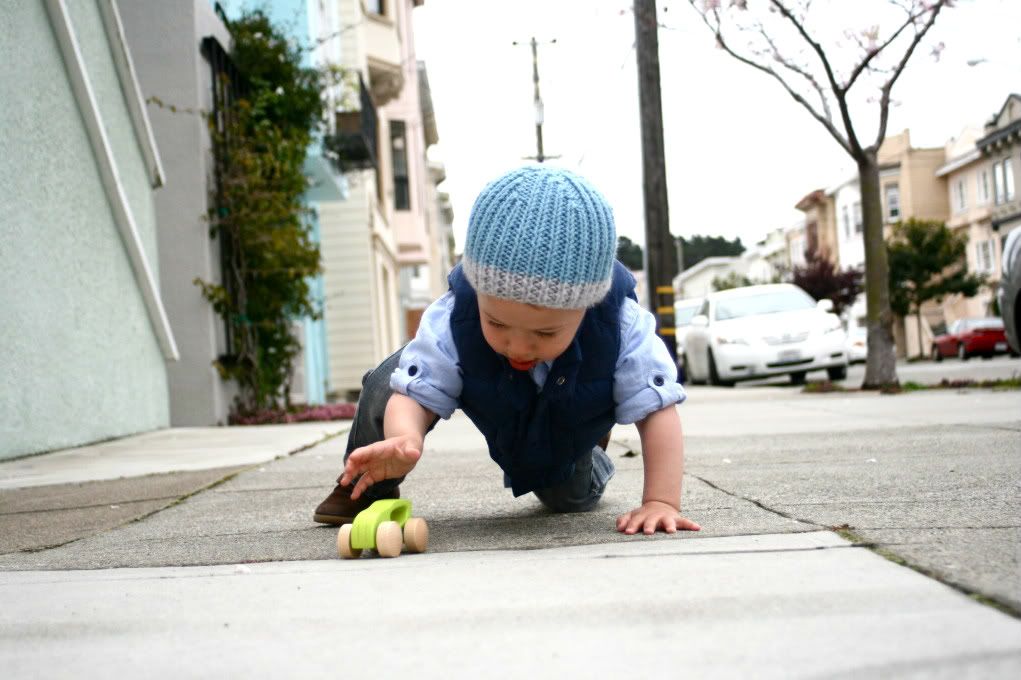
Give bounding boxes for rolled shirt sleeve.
[389,292,462,419]
[613,298,687,424]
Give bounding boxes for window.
[842,205,851,238]
[390,120,409,211]
[953,179,967,212]
[976,240,994,274]
[1005,158,1016,202]
[853,201,863,233]
[790,236,806,266]
[885,184,901,221]
[978,169,991,204]
[365,0,385,16]
[994,161,1005,204]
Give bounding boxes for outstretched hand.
[341,435,422,500]
[616,500,701,535]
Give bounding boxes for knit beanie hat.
[463,165,617,309]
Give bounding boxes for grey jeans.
[346,347,615,512]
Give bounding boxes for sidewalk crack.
[691,474,827,530]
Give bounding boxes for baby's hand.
[340,435,422,499]
[616,500,701,535]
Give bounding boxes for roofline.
[675,256,739,283]
[986,93,1021,127]
[936,148,982,177]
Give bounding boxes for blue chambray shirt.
[390,291,686,424]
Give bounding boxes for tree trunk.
[858,152,899,388]
[916,306,925,360]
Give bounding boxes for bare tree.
[686,0,952,388]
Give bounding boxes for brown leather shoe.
[313,478,400,525]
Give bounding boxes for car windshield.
[714,289,815,321]
[675,304,701,326]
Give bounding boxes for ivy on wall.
[196,10,329,416]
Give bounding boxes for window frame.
[884,184,901,221]
[1004,158,1016,202]
[389,119,410,211]
[953,178,967,212]
[978,168,991,204]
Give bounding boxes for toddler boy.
[314,165,699,535]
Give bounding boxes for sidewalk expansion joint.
[836,526,1021,620]
[692,475,1021,619]
[6,469,249,556]
[0,495,183,517]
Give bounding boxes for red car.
[931,317,1011,361]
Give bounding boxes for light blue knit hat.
[463,165,617,309]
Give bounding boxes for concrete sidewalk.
[1,387,1019,676]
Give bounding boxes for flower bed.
[230,402,356,425]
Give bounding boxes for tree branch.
[754,21,834,124]
[768,0,862,156]
[876,1,946,145]
[844,4,932,93]
[690,4,852,155]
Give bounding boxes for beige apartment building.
[978,94,1021,281]
[794,189,838,264]
[798,131,948,355]
[935,127,998,322]
[309,0,450,399]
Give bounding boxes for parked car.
[931,317,1011,361]
[998,226,1021,354]
[845,326,868,364]
[682,283,848,386]
[674,297,703,376]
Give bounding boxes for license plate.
[995,342,1007,351]
[779,349,801,362]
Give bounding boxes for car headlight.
[823,316,843,334]
[715,334,748,345]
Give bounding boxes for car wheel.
[789,371,807,385]
[707,351,734,388]
[957,343,968,361]
[931,345,942,363]
[827,365,848,381]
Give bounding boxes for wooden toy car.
[337,499,428,559]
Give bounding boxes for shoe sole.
[313,513,355,525]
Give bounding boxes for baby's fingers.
[676,516,701,531]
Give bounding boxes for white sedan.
[682,283,849,386]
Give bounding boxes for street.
[1,378,1020,676]
[735,354,1021,388]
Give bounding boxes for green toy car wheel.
[375,521,403,558]
[403,517,429,553]
[337,524,361,559]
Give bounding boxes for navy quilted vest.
[448,261,637,496]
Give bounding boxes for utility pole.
[513,37,559,162]
[634,0,677,362]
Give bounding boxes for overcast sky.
[412,0,1021,253]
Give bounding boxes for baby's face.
[477,294,585,371]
